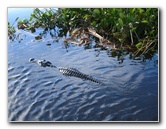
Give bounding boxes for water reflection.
[8,27,158,65]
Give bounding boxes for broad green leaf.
[15,17,19,21]
[119,13,124,19]
[94,9,100,15]
[141,20,148,23]
[136,42,142,48]
[118,18,123,26]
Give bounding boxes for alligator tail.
[88,76,104,84]
[58,67,103,84]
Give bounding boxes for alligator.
[29,58,103,84]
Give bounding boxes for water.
[8,8,159,121]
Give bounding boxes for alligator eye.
[29,58,35,62]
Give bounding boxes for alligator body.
[29,58,102,84]
[58,67,102,84]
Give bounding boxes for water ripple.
[8,39,158,121]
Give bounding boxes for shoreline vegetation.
[8,8,158,61]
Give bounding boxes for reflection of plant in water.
[16,8,58,40]
[8,8,158,61]
[8,19,26,43]
[8,17,19,41]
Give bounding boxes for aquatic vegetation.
[8,17,18,41]
[8,8,158,61]
[57,8,158,59]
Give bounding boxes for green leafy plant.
[9,8,158,60]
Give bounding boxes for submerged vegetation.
[8,8,158,61]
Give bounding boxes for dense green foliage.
[56,8,158,55]
[8,8,158,60]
